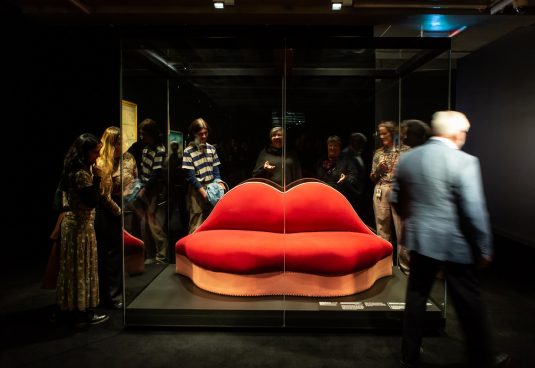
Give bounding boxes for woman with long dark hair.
[56,133,109,325]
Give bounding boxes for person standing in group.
[315,135,354,192]
[370,121,409,253]
[400,119,430,148]
[55,133,109,326]
[182,117,225,233]
[391,111,510,368]
[396,119,431,273]
[136,118,168,265]
[94,126,124,310]
[342,132,372,226]
[165,140,188,243]
[252,126,302,188]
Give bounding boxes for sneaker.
[144,258,156,265]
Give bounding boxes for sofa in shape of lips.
[175,180,393,297]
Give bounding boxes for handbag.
[41,212,64,289]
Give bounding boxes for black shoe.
[491,353,511,368]
[88,313,110,325]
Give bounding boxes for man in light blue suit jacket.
[391,111,509,368]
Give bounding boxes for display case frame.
[120,27,451,329]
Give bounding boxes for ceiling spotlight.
[332,2,342,11]
[331,0,352,11]
[213,1,225,9]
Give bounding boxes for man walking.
[391,110,509,368]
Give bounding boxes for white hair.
[431,111,471,136]
[270,126,283,137]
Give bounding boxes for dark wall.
[5,19,120,261]
[456,25,535,247]
[401,70,452,122]
[122,77,169,146]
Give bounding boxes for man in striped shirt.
[182,118,224,233]
[137,118,168,264]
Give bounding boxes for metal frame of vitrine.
[120,27,451,329]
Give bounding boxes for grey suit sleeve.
[456,156,493,260]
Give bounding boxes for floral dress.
[56,168,99,311]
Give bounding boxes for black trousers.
[95,201,122,304]
[402,251,494,366]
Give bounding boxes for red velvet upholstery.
[124,229,144,275]
[285,181,373,234]
[176,181,392,282]
[196,182,284,233]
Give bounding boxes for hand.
[92,164,102,177]
[199,187,208,201]
[337,173,346,184]
[377,160,388,173]
[137,187,146,199]
[264,161,275,171]
[478,255,493,269]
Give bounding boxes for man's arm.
[456,156,493,262]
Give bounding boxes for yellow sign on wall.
[121,100,138,153]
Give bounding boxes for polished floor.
[1,234,534,368]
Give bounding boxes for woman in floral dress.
[56,133,109,325]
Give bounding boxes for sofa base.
[126,253,145,275]
[175,254,393,297]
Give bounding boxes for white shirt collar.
[430,136,458,150]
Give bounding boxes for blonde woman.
[94,126,124,309]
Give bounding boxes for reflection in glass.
[135,118,168,265]
[370,121,409,252]
[252,126,302,188]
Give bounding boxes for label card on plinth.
[318,302,338,307]
[340,302,365,310]
[363,302,388,309]
[387,302,406,310]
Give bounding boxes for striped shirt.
[182,143,221,189]
[140,144,166,184]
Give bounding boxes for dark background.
[3,8,534,266]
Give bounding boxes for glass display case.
[120,28,450,328]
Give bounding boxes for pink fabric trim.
[175,254,393,297]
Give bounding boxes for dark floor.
[1,234,534,368]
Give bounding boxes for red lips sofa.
[175,180,393,297]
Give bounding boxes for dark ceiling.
[8,1,535,115]
[10,1,535,24]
